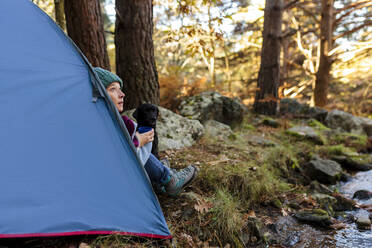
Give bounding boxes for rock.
[178,91,244,128]
[125,106,204,151]
[355,211,371,230]
[288,202,301,210]
[360,117,372,137]
[203,120,233,138]
[157,107,204,151]
[261,117,280,128]
[368,137,372,152]
[309,181,333,194]
[332,193,356,211]
[274,216,333,247]
[279,98,328,121]
[325,110,366,135]
[286,126,324,145]
[246,135,276,147]
[331,155,372,171]
[294,209,332,227]
[242,217,264,245]
[353,190,372,200]
[280,98,303,115]
[306,107,329,123]
[313,193,337,215]
[304,157,343,184]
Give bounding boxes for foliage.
[209,189,244,242]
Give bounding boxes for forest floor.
[1,112,371,248]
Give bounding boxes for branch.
[334,0,371,15]
[284,0,300,10]
[281,28,297,39]
[334,20,372,40]
[334,2,372,28]
[296,5,320,24]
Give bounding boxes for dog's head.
[133,103,159,128]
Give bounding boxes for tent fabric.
[0,0,171,239]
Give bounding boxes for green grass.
[317,144,358,157]
[209,189,244,243]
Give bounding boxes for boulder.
[286,126,324,145]
[203,120,233,138]
[247,135,276,147]
[353,190,372,200]
[331,155,372,171]
[156,107,204,151]
[332,193,356,211]
[325,110,367,135]
[361,117,372,137]
[304,157,343,184]
[261,117,280,128]
[313,193,337,215]
[309,181,333,194]
[242,217,264,245]
[124,106,204,151]
[279,98,304,115]
[356,211,371,230]
[294,209,332,227]
[178,91,244,128]
[279,98,328,121]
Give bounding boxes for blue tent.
[0,0,171,239]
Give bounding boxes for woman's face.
[106,82,125,112]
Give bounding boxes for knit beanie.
[93,67,123,88]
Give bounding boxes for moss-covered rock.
[331,155,372,171]
[262,117,280,128]
[313,193,337,216]
[307,119,330,131]
[286,126,325,145]
[294,209,332,227]
[304,157,343,184]
[332,193,356,211]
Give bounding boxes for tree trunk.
[64,0,110,69]
[54,0,65,31]
[253,0,283,115]
[115,0,159,110]
[314,0,334,107]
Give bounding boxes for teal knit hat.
[93,67,123,88]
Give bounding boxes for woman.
[93,67,197,196]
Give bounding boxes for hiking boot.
[164,165,198,196]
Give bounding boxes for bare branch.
[296,5,320,24]
[281,28,297,39]
[284,0,301,10]
[334,2,372,28]
[334,0,371,15]
[334,20,372,40]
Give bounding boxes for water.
[334,170,372,247]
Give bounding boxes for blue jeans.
[144,154,171,185]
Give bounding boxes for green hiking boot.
[165,165,198,196]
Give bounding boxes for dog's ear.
[155,106,159,118]
[133,108,138,120]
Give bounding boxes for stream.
[333,169,372,247]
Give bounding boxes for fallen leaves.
[194,197,213,214]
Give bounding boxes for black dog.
[133,103,159,159]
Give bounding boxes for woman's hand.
[136,129,154,147]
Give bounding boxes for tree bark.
[253,0,283,115]
[54,0,66,31]
[115,0,159,110]
[64,0,110,69]
[314,0,333,107]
